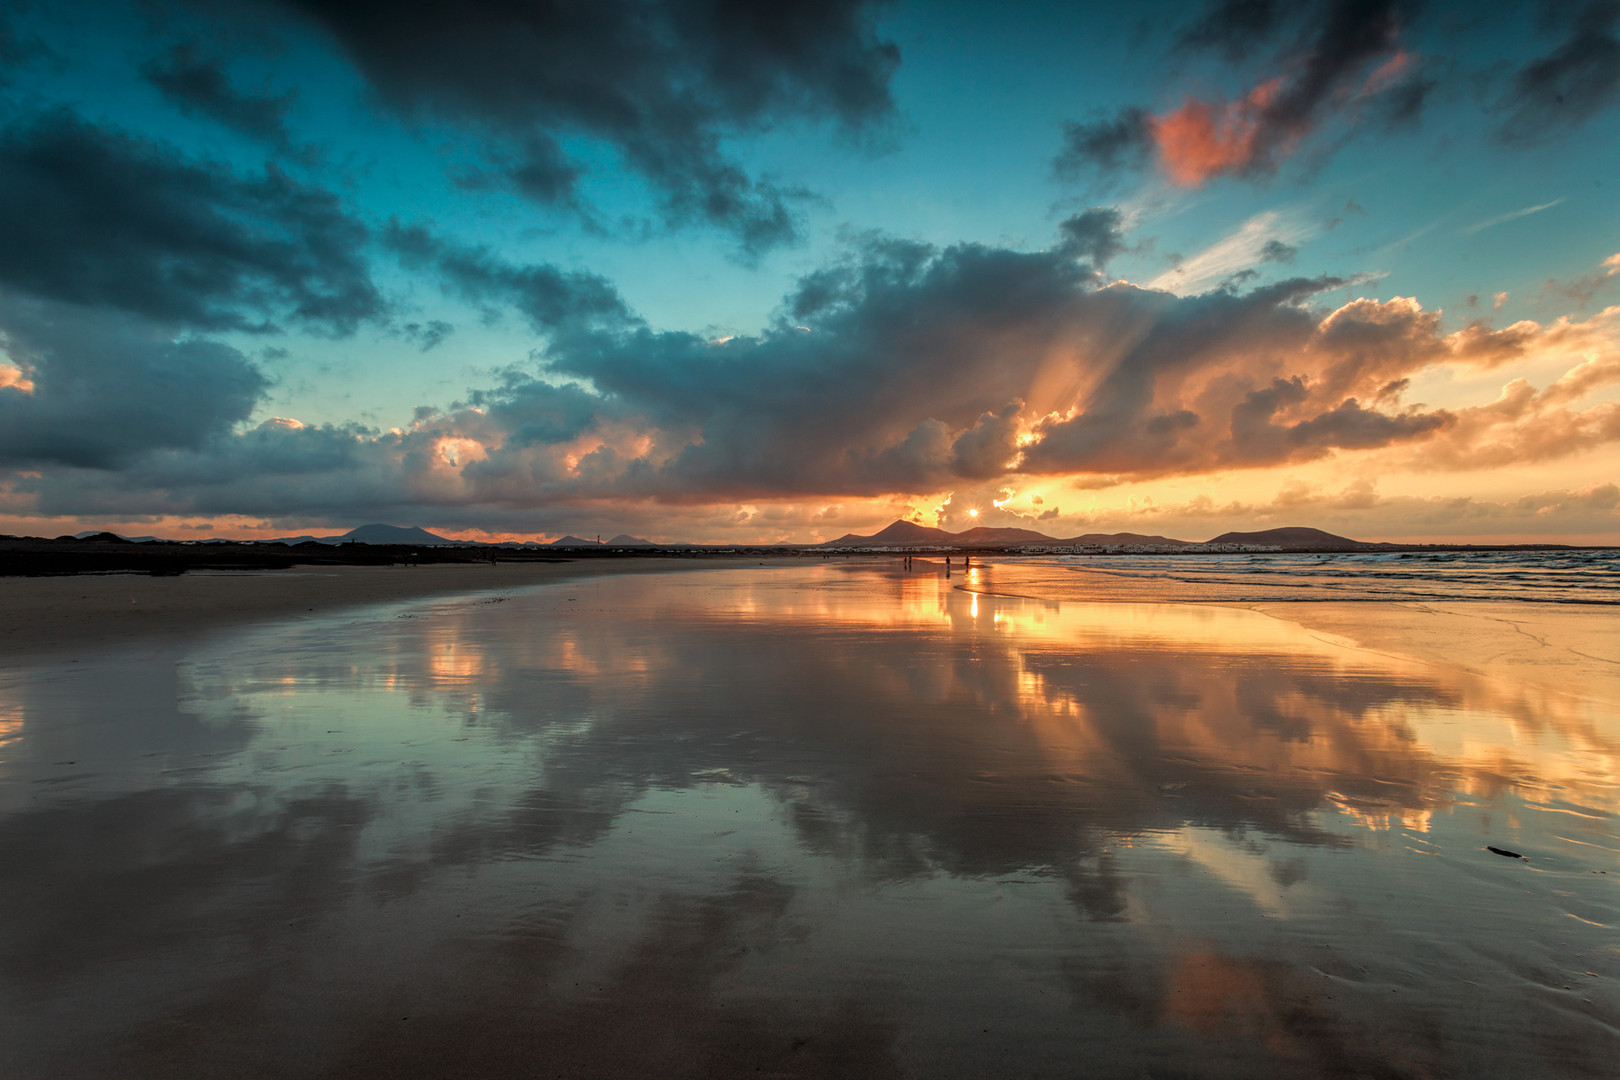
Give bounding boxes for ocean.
[971,547,1620,605]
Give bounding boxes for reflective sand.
[1,564,1616,1078]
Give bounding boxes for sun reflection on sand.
[0,703,22,769]
[426,639,485,683]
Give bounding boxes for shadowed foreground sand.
[0,557,783,663]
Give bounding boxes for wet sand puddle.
[0,564,1616,1078]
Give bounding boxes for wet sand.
[1251,600,1620,707]
[0,556,780,663]
[1,561,1616,1077]
[956,554,1620,708]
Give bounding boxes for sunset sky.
[0,0,1617,543]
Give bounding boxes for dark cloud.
[1176,0,1281,61]
[531,237,1099,497]
[0,109,382,334]
[401,319,454,352]
[1225,375,1450,467]
[1059,1,1421,187]
[1536,253,1620,309]
[53,226,1489,524]
[0,297,267,468]
[1057,207,1127,268]
[1284,394,1450,448]
[1012,277,1454,477]
[385,221,632,334]
[1052,107,1153,183]
[1495,0,1620,143]
[0,6,48,84]
[18,215,1610,528]
[140,43,298,153]
[949,401,1025,479]
[1375,71,1434,127]
[1259,238,1298,263]
[503,133,586,207]
[259,0,900,255]
[1254,0,1409,147]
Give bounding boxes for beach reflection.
[0,564,1615,1078]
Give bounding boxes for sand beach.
[0,558,1615,1078]
[0,556,775,662]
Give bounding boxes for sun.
[968,508,979,517]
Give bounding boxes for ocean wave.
[966,549,1620,605]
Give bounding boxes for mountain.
[951,525,1065,546]
[824,519,1205,549]
[822,519,1371,549]
[60,519,1365,552]
[341,524,453,545]
[824,519,1203,548]
[73,531,163,542]
[825,520,955,547]
[1207,527,1361,550]
[268,524,454,545]
[823,519,1063,548]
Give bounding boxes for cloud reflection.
[1,566,1616,1075]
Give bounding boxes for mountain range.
[263,526,669,548]
[77,521,1368,551]
[822,520,1364,550]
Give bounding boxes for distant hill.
[268,524,454,546]
[1207,527,1362,550]
[952,525,1063,546]
[72,530,171,542]
[823,519,1195,549]
[825,520,955,547]
[822,519,1372,550]
[92,519,1367,552]
[1066,531,1193,546]
[341,524,454,545]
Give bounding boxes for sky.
[0,0,1617,544]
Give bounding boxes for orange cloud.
[0,363,33,394]
[1358,49,1412,97]
[1151,79,1284,187]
